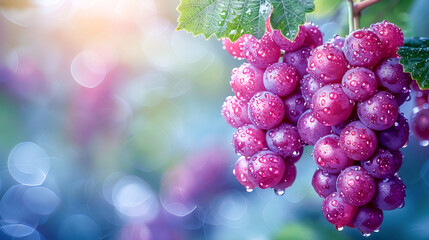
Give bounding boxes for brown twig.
[346,0,384,32]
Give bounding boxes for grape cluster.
[221,20,409,236]
[410,80,429,145]
[222,22,323,195]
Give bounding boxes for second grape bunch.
[221,20,409,236]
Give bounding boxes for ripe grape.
[233,156,256,192]
[221,96,251,128]
[357,91,399,131]
[341,67,378,102]
[243,33,281,69]
[266,123,303,157]
[283,47,311,78]
[222,34,251,59]
[283,91,308,125]
[411,108,429,140]
[372,175,406,210]
[232,124,267,157]
[271,26,306,52]
[377,113,409,151]
[375,58,412,94]
[343,29,383,67]
[300,74,323,105]
[313,134,354,174]
[336,166,375,206]
[352,203,383,235]
[312,169,338,198]
[308,43,348,84]
[297,110,332,145]
[370,20,404,58]
[302,22,324,48]
[263,62,298,97]
[322,192,358,228]
[274,161,297,195]
[248,91,285,130]
[339,121,377,161]
[328,35,345,49]
[248,150,285,189]
[230,63,265,101]
[361,148,400,179]
[311,84,354,126]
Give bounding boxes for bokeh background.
[0,0,428,239]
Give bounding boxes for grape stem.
[346,0,384,32]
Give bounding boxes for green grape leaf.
[398,37,429,89]
[176,0,315,42]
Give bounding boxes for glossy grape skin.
[312,169,338,198]
[266,123,303,157]
[222,34,251,59]
[230,63,265,101]
[370,20,404,58]
[286,150,302,164]
[339,121,377,161]
[243,33,281,69]
[331,107,359,135]
[375,58,412,94]
[248,150,285,189]
[357,91,399,131]
[328,35,345,49]
[297,110,332,146]
[233,156,256,191]
[302,22,324,48]
[248,91,285,130]
[341,67,378,102]
[283,92,308,125]
[322,192,358,228]
[336,166,375,206]
[300,74,323,105]
[232,124,267,157]
[271,26,306,52]
[372,175,406,210]
[362,148,402,179]
[263,62,298,97]
[283,47,311,78]
[343,29,383,67]
[311,84,354,126]
[353,203,384,235]
[221,96,251,128]
[411,108,429,140]
[395,90,410,106]
[313,134,354,174]
[377,113,409,151]
[308,43,348,84]
[273,161,297,192]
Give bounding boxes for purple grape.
[263,62,298,97]
[300,74,323,105]
[221,96,251,128]
[391,150,403,173]
[343,29,383,67]
[232,124,267,157]
[283,91,308,125]
[283,47,311,78]
[285,150,302,164]
[370,20,404,58]
[233,156,256,192]
[222,34,251,59]
[341,67,378,102]
[362,148,402,179]
[322,192,358,229]
[308,43,348,84]
[331,107,359,135]
[372,175,406,210]
[248,91,285,130]
[248,150,285,189]
[243,33,281,69]
[312,169,338,198]
[311,84,354,126]
[336,166,375,206]
[230,63,265,101]
[266,123,303,157]
[357,91,399,131]
[271,26,306,52]
[313,134,354,174]
[297,110,332,145]
[328,35,345,49]
[411,108,429,140]
[302,22,323,48]
[353,203,383,235]
[339,121,377,161]
[395,90,410,106]
[377,113,409,151]
[273,161,297,195]
[375,58,412,94]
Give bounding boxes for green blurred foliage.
[273,222,350,240]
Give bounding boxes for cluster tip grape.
[220,18,415,236]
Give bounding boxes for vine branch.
[346,0,384,32]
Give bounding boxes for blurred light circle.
[121,74,169,107]
[103,172,127,205]
[0,8,37,27]
[171,31,207,63]
[117,223,151,240]
[0,45,19,72]
[1,224,35,238]
[23,187,60,215]
[71,51,107,88]
[58,215,101,240]
[112,175,159,221]
[33,0,63,7]
[216,191,247,221]
[8,142,50,186]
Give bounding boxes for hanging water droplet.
[274,188,285,196]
